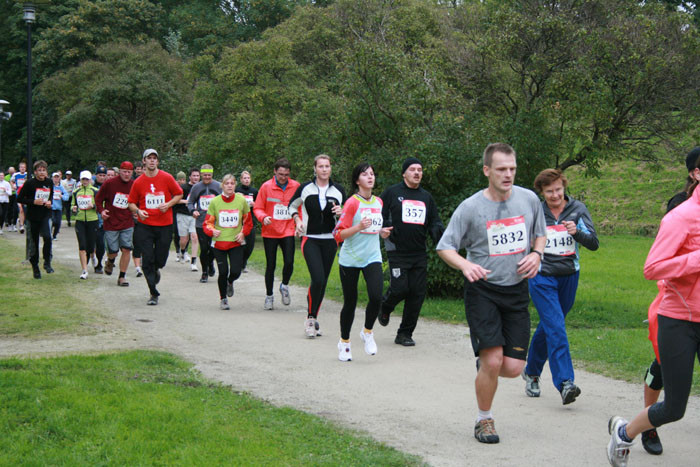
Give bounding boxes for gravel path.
[2,227,698,466]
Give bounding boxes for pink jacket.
[644,186,700,322]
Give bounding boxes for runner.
[72,171,99,279]
[253,158,300,310]
[436,143,546,444]
[289,154,346,338]
[203,174,253,310]
[175,168,200,271]
[0,170,11,234]
[50,172,69,240]
[16,161,55,278]
[606,155,700,467]
[5,167,18,231]
[127,149,183,305]
[521,169,598,405]
[235,170,258,273]
[106,167,117,179]
[11,162,28,233]
[92,166,108,274]
[188,163,221,283]
[173,171,187,261]
[133,161,143,179]
[61,170,77,227]
[378,157,444,346]
[95,161,135,287]
[637,146,700,456]
[333,162,392,361]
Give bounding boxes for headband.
[201,168,214,174]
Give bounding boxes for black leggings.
[75,220,98,252]
[0,202,7,228]
[263,236,295,295]
[339,262,383,340]
[134,223,172,296]
[648,315,700,427]
[51,209,62,237]
[302,237,337,319]
[196,227,214,271]
[242,230,255,269]
[28,217,52,266]
[213,247,244,299]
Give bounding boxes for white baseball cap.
[52,172,60,177]
[142,148,158,160]
[80,170,92,180]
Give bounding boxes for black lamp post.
[23,3,35,172]
[0,100,12,170]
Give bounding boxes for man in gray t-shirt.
[437,143,546,445]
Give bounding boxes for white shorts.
[177,213,196,236]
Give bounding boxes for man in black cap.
[378,157,444,346]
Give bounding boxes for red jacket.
[253,176,300,238]
[644,186,700,323]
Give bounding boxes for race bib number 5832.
[486,216,527,256]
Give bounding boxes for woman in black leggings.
[289,155,346,338]
[606,157,700,466]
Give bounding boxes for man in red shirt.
[128,149,183,305]
[253,158,300,310]
[96,161,135,287]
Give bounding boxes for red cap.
[120,161,134,170]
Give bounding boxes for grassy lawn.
[0,351,421,465]
[0,236,101,337]
[249,234,700,393]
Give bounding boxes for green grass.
[0,236,101,337]
[0,351,422,465]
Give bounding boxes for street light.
[0,100,12,170]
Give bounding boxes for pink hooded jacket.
[644,185,700,323]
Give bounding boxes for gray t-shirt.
[436,185,546,286]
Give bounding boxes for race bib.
[199,195,215,211]
[35,188,50,202]
[487,216,527,256]
[218,209,240,228]
[360,207,383,234]
[545,224,576,256]
[145,192,166,210]
[16,178,25,188]
[77,194,92,210]
[244,195,254,207]
[273,203,291,221]
[0,187,6,195]
[401,199,426,225]
[113,192,128,209]
[53,189,62,200]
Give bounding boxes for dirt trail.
[2,228,698,466]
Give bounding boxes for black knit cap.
[402,157,422,173]
[686,147,700,172]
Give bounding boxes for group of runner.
[4,143,698,465]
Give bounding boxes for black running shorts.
[464,279,530,360]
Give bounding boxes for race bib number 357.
[401,200,426,225]
[487,216,527,256]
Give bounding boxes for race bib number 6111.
[486,216,527,256]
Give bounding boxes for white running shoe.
[175,253,181,262]
[183,252,191,263]
[80,270,88,280]
[135,266,143,277]
[607,416,633,467]
[315,320,322,337]
[190,262,198,272]
[305,318,316,338]
[338,340,352,362]
[264,295,274,310]
[279,283,291,306]
[220,298,230,310]
[360,330,377,355]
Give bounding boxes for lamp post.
[0,100,12,170]
[23,3,36,172]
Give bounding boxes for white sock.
[476,410,493,422]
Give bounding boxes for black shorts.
[464,279,530,360]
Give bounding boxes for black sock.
[119,271,126,279]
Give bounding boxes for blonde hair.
[222,174,236,184]
[314,154,331,166]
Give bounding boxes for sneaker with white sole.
[474,418,499,444]
[264,295,274,310]
[190,262,198,272]
[220,298,230,310]
[279,283,291,306]
[305,318,317,338]
[360,330,377,355]
[607,416,633,467]
[175,253,182,262]
[315,320,322,337]
[80,270,88,280]
[338,340,352,361]
[183,252,191,263]
[522,370,541,397]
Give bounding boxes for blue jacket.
[52,184,70,210]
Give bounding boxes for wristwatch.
[533,250,544,259]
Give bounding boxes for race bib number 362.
[360,208,383,234]
[486,216,527,256]
[545,225,575,256]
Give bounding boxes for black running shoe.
[394,334,415,346]
[378,307,390,327]
[44,264,54,274]
[560,380,581,405]
[200,273,208,283]
[32,265,41,279]
[208,264,216,277]
[227,282,234,297]
[94,265,103,274]
[147,295,159,306]
[642,428,663,455]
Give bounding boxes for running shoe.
[44,263,54,274]
[94,265,104,274]
[80,270,88,280]
[227,282,234,297]
[560,380,581,405]
[147,295,159,306]
[607,416,633,467]
[183,252,190,263]
[338,340,352,362]
[378,306,390,326]
[220,298,230,310]
[19,225,25,234]
[190,262,198,272]
[315,320,322,337]
[394,334,415,346]
[32,265,41,279]
[90,256,96,268]
[305,318,316,338]
[243,267,249,273]
[264,295,274,310]
[279,283,291,306]
[522,370,541,397]
[359,330,377,355]
[104,260,114,276]
[642,428,662,455]
[208,263,216,277]
[117,277,129,287]
[474,418,499,444]
[200,273,208,283]
[135,267,143,278]
[0,230,4,235]
[175,253,182,262]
